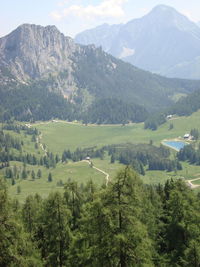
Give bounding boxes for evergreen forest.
[1,167,200,267]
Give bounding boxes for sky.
[1,0,200,38]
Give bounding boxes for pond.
[162,141,187,151]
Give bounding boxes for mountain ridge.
[1,23,200,123]
[75,5,200,79]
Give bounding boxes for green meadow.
[35,110,200,154]
[3,110,200,201]
[8,160,107,202]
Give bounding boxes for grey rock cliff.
[0,24,78,94]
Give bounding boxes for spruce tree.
[48,172,52,182]
[37,192,72,266]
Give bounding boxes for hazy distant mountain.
[1,23,200,122]
[75,5,200,79]
[74,23,122,53]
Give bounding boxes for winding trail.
[186,178,200,189]
[36,134,48,156]
[93,166,110,186]
[82,160,110,186]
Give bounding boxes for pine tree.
[0,178,42,266]
[37,169,42,178]
[17,185,21,194]
[48,172,52,182]
[31,170,35,180]
[70,167,154,267]
[110,154,115,163]
[22,195,39,234]
[22,168,27,179]
[37,192,72,266]
[64,181,83,230]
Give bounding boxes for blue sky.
[1,0,200,38]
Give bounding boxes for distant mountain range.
[1,23,200,123]
[75,5,200,80]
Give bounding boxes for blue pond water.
[163,141,187,151]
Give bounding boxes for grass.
[35,110,200,155]
[192,180,200,185]
[142,162,200,185]
[7,160,106,203]
[4,129,44,157]
[4,110,200,201]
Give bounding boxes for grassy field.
[34,111,200,155]
[8,160,108,202]
[4,129,44,157]
[3,110,200,201]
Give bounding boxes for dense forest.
[104,143,182,174]
[1,167,200,266]
[82,98,148,124]
[1,77,200,126]
[0,81,75,122]
[0,81,148,124]
[178,143,200,165]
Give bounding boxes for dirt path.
[36,134,47,156]
[82,160,110,186]
[92,166,110,186]
[186,178,200,189]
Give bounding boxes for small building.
[166,115,173,119]
[183,133,190,139]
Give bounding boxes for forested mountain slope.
[1,24,200,123]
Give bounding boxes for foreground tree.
[0,179,42,266]
[69,167,154,267]
[36,192,72,267]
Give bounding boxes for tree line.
[178,144,200,165]
[105,143,182,174]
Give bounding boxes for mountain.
[75,5,200,79]
[1,24,200,123]
[0,24,78,96]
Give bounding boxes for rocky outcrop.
[0,24,78,94]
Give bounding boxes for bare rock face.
[0,24,78,94]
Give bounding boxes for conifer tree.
[0,178,42,266]
[37,169,42,178]
[48,172,52,182]
[64,181,83,230]
[37,192,72,266]
[31,170,35,180]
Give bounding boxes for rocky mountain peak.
[0,24,77,83]
[140,4,195,30]
[75,5,200,79]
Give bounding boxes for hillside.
[1,24,200,123]
[75,5,200,79]
[145,87,200,130]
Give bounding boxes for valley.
[3,110,200,203]
[1,2,200,265]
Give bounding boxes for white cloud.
[51,0,128,20]
[50,11,63,20]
